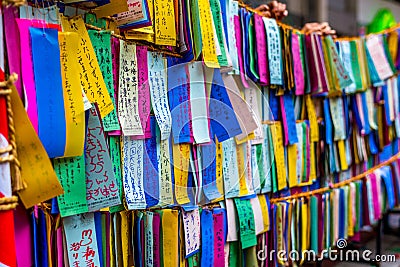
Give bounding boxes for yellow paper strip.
[198,0,219,68]
[120,211,133,267]
[309,141,317,181]
[94,0,129,18]
[270,123,287,191]
[288,144,298,188]
[172,143,191,205]
[305,95,319,142]
[337,140,348,171]
[258,195,270,232]
[214,139,225,202]
[60,16,114,118]
[162,209,179,267]
[237,143,249,196]
[153,0,176,46]
[58,32,85,157]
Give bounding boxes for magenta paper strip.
[4,7,22,97]
[133,45,152,139]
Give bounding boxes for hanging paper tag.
[270,123,287,191]
[85,107,121,211]
[182,208,201,257]
[198,0,220,68]
[54,156,88,217]
[118,41,143,136]
[292,33,305,95]
[324,36,353,89]
[145,212,154,267]
[254,14,268,85]
[189,62,211,144]
[263,17,283,86]
[122,137,147,209]
[30,27,67,158]
[89,30,120,132]
[161,209,179,267]
[167,60,192,144]
[234,198,257,249]
[338,41,357,94]
[201,209,215,265]
[63,213,101,267]
[329,97,346,141]
[60,16,114,118]
[213,208,225,266]
[153,0,176,46]
[148,52,172,140]
[109,136,125,213]
[201,141,222,201]
[210,0,229,67]
[222,138,240,198]
[366,35,394,81]
[143,117,159,208]
[173,143,191,205]
[223,75,257,142]
[135,45,152,139]
[210,69,242,142]
[59,32,85,157]
[4,7,22,97]
[158,136,174,206]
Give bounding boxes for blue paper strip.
[282,91,298,145]
[209,69,242,141]
[201,140,221,202]
[382,84,393,126]
[144,116,159,207]
[94,212,104,267]
[324,99,333,145]
[167,59,192,143]
[201,209,214,267]
[30,27,66,158]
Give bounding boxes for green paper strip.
[209,0,228,67]
[88,30,120,131]
[54,155,88,217]
[229,241,240,267]
[310,196,318,252]
[234,198,257,249]
[109,136,125,213]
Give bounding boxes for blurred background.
[247,0,400,36]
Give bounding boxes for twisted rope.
[0,196,18,211]
[0,74,25,192]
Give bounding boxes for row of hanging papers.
[1,0,400,265]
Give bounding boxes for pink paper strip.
[153,212,161,267]
[185,65,194,143]
[132,46,152,139]
[280,96,289,146]
[4,7,22,97]
[17,19,39,133]
[254,14,268,85]
[213,211,225,267]
[57,227,63,267]
[13,205,33,267]
[291,34,305,95]
[234,16,249,88]
[108,37,122,136]
[370,173,381,220]
[16,19,60,133]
